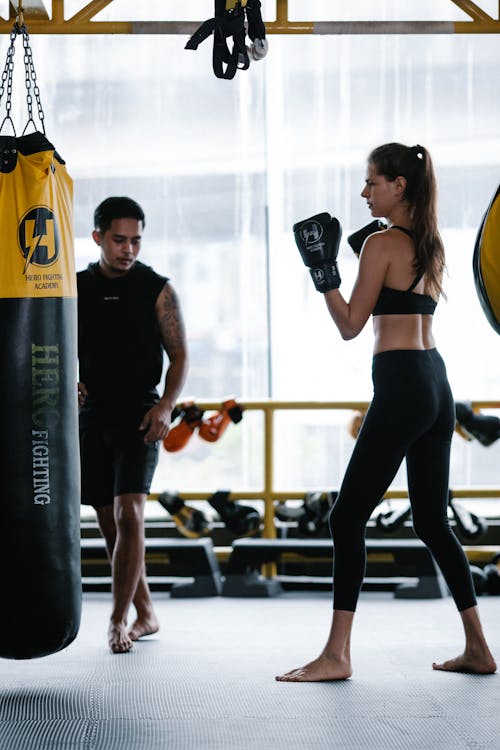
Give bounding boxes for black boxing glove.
[347,219,387,258]
[293,212,342,292]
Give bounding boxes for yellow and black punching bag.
[473,183,500,335]
[0,25,81,659]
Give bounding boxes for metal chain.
[21,23,45,134]
[0,26,18,134]
[23,29,33,124]
[0,22,46,136]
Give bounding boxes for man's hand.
[140,400,173,443]
[78,382,88,408]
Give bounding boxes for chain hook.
[16,2,25,29]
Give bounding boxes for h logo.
[19,206,60,274]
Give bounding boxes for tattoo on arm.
[158,283,187,358]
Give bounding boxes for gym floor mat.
[0,592,498,749]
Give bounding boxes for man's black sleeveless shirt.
[77,261,167,418]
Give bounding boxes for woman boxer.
[277,143,496,681]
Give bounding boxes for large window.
[4,16,499,494]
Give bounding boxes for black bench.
[81,537,222,597]
[222,538,449,599]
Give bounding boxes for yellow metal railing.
[149,399,500,540]
[2,0,500,35]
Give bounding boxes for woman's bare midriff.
[373,314,436,354]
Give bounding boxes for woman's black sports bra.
[372,226,437,317]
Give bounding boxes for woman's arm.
[324,233,389,340]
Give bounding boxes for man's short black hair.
[94,197,146,233]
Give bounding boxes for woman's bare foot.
[128,615,160,642]
[276,654,353,682]
[108,622,133,654]
[433,650,497,674]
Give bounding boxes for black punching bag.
[0,27,81,659]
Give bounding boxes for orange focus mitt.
[348,410,366,440]
[198,398,244,443]
[163,402,204,452]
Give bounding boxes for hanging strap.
[0,21,46,137]
[185,0,267,80]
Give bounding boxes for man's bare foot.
[128,615,160,642]
[108,622,133,654]
[276,654,352,682]
[432,651,497,674]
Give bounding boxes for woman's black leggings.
[329,348,477,613]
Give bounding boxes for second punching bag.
[0,24,81,659]
[473,183,500,335]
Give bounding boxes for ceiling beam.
[9,0,49,21]
[1,0,500,35]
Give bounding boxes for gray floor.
[0,591,499,750]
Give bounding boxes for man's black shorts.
[80,422,159,508]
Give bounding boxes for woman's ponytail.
[368,142,445,298]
